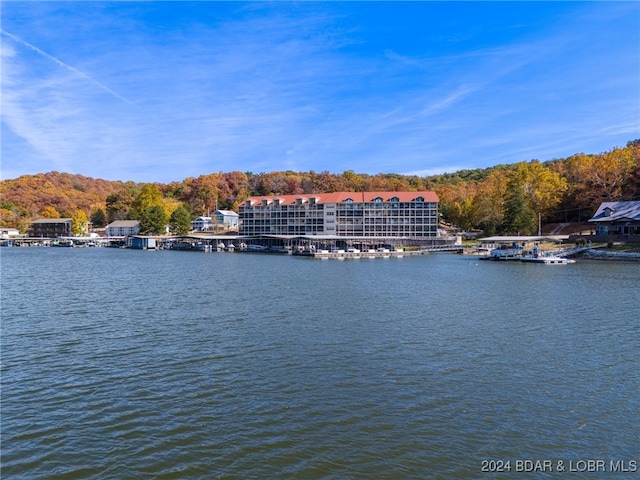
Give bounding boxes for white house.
[213,210,239,228]
[191,211,239,231]
[191,216,213,232]
[1,228,20,238]
[105,220,141,237]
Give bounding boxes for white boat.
[520,246,575,264]
[192,242,210,252]
[489,243,523,260]
[246,244,267,252]
[52,239,74,247]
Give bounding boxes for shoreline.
[577,250,640,262]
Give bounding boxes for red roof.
[245,191,438,205]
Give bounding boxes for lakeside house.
[105,220,141,237]
[191,216,213,231]
[588,201,640,236]
[213,210,239,229]
[191,210,239,232]
[239,191,439,238]
[1,228,21,238]
[29,218,72,238]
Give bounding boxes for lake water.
[1,247,638,479]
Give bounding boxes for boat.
[520,255,575,264]
[267,246,291,254]
[520,246,575,264]
[170,240,210,251]
[192,242,210,252]
[488,243,523,260]
[52,239,74,247]
[246,244,267,252]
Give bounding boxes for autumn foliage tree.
[552,141,640,220]
[1,141,637,234]
[40,206,61,218]
[106,187,138,223]
[71,210,89,236]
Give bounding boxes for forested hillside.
[2,140,638,235]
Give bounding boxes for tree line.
[1,140,638,235]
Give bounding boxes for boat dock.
[296,249,428,259]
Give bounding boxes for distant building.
[0,228,21,238]
[191,211,240,231]
[29,218,72,238]
[191,216,213,232]
[105,220,141,237]
[588,201,640,235]
[239,191,439,237]
[213,210,239,229]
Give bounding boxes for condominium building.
[29,218,72,238]
[239,191,439,237]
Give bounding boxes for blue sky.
[2,2,639,183]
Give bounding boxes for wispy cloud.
[1,28,144,111]
[1,2,638,182]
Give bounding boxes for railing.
[420,244,463,252]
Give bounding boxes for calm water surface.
[1,248,638,479]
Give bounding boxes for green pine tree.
[502,182,536,235]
